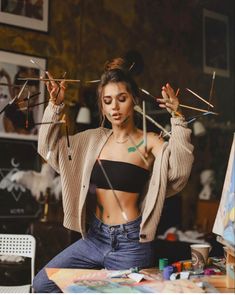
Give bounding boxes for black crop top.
[90,159,150,193]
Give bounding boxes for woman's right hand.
[45,71,66,105]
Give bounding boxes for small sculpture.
[10,163,62,201]
[199,169,216,200]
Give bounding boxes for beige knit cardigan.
[38,102,194,242]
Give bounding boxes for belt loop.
[94,216,102,229]
[97,219,102,229]
[120,224,125,232]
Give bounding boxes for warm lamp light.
[76,106,91,124]
[193,121,206,137]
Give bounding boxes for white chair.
[0,234,36,293]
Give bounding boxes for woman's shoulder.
[147,131,164,143]
[146,131,165,157]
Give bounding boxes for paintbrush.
[0,80,28,114]
[17,92,41,103]
[25,90,30,129]
[97,159,128,222]
[34,120,66,126]
[142,86,216,115]
[51,71,67,104]
[208,71,216,111]
[128,134,149,167]
[63,114,72,161]
[134,105,171,137]
[139,88,156,100]
[180,103,218,115]
[142,100,147,156]
[163,111,215,138]
[17,99,49,111]
[17,77,80,83]
[129,62,135,71]
[143,86,215,115]
[85,79,100,83]
[134,106,192,153]
[187,111,215,124]
[186,88,214,108]
[30,58,47,74]
[175,88,180,97]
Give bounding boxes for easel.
[224,246,235,289]
[210,134,235,290]
[206,240,235,290]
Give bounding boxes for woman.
[33,58,194,292]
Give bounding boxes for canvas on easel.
[213,133,235,288]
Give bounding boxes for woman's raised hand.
[157,83,182,117]
[45,71,66,105]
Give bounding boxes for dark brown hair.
[97,58,142,125]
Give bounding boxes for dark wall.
[81,0,234,122]
[0,0,234,120]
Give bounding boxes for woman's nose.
[111,99,119,110]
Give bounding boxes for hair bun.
[104,57,130,72]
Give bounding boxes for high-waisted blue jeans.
[33,215,156,293]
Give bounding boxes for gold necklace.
[114,136,129,144]
[113,128,137,144]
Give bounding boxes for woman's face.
[101,82,135,127]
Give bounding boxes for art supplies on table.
[46,267,208,293]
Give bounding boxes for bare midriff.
[95,188,140,225]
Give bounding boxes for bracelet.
[171,110,185,119]
[49,98,64,106]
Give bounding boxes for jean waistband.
[91,214,142,231]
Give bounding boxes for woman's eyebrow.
[103,95,112,99]
[103,92,127,99]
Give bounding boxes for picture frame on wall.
[0,136,42,220]
[0,0,49,32]
[0,50,46,140]
[203,9,230,78]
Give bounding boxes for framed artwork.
[0,0,49,32]
[0,136,42,220]
[0,50,46,140]
[203,9,230,78]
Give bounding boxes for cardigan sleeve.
[38,102,65,173]
[165,117,194,196]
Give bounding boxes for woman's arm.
[166,117,194,194]
[38,102,65,173]
[151,82,185,158]
[156,83,194,193]
[38,72,67,173]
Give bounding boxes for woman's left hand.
[157,83,181,116]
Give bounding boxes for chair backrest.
[0,234,36,285]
